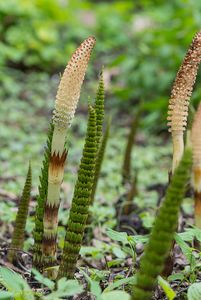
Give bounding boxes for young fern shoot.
[42,36,96,267]
[33,124,53,268]
[7,164,32,263]
[167,31,201,173]
[191,102,201,229]
[132,149,192,300]
[58,106,97,279]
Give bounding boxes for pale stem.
[172,131,184,174]
[51,126,66,156]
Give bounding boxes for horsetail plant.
[132,149,192,300]
[58,105,97,279]
[33,124,53,269]
[42,36,96,268]
[167,31,201,173]
[90,70,105,204]
[91,117,110,204]
[191,102,201,229]
[7,163,32,263]
[165,32,201,275]
[94,69,105,146]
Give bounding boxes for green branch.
[32,124,53,269]
[7,163,32,263]
[132,149,192,300]
[57,105,97,279]
[91,117,110,204]
[95,69,105,146]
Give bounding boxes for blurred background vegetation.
[1,0,201,205]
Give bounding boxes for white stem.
[172,131,184,174]
[51,126,66,156]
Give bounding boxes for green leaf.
[175,234,196,267]
[106,229,128,243]
[44,278,83,300]
[104,276,136,292]
[168,273,185,282]
[112,247,126,259]
[101,290,131,300]
[129,235,148,244]
[187,282,201,300]
[178,227,201,243]
[0,267,34,300]
[90,280,102,299]
[158,276,176,300]
[80,270,102,299]
[107,259,124,268]
[31,268,55,290]
[192,227,201,242]
[80,246,101,257]
[177,229,196,242]
[0,291,13,300]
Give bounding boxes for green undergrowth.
[0,96,172,239]
[0,88,199,298]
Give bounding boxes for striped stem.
[43,149,67,267]
[132,149,192,300]
[57,106,97,279]
[7,163,32,263]
[91,117,110,204]
[90,70,105,204]
[42,36,96,269]
[95,69,105,146]
[32,124,53,269]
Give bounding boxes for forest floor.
[1,71,201,300]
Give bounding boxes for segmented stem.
[42,149,67,268]
[95,69,105,146]
[32,124,53,268]
[58,106,97,279]
[42,37,96,268]
[91,117,110,204]
[7,164,32,263]
[90,71,105,204]
[132,149,192,300]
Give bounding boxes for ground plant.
[2,2,201,300]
